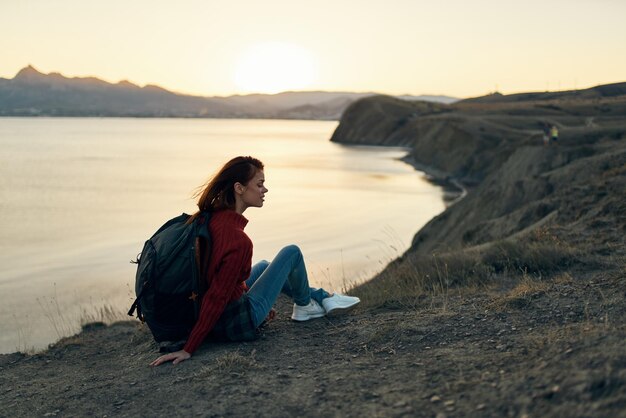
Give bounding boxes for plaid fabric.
[207,293,259,342]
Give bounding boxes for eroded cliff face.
[331,95,528,184]
[330,95,448,147]
[331,92,626,255]
[412,143,626,254]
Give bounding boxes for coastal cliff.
[331,86,626,255]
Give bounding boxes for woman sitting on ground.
[151,156,360,366]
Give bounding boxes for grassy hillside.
[329,85,626,317]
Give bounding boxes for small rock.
[476,403,486,410]
[430,395,441,403]
[393,401,407,408]
[362,391,379,400]
[444,400,455,406]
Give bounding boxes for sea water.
[0,117,445,353]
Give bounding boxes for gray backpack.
[128,212,212,343]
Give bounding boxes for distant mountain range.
[0,66,458,120]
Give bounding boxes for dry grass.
[36,284,75,341]
[352,235,584,310]
[20,293,127,353]
[481,239,579,276]
[174,350,261,383]
[525,319,620,354]
[352,249,490,310]
[488,273,550,311]
[507,276,550,299]
[54,335,84,348]
[214,349,261,372]
[80,304,127,328]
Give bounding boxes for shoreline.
[340,141,468,206]
[400,154,467,207]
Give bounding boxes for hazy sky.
[1,0,625,98]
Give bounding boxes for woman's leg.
[247,259,327,306]
[246,245,329,327]
[280,282,329,307]
[245,260,270,288]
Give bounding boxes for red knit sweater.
[183,210,252,354]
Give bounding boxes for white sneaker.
[291,299,326,322]
[322,293,360,316]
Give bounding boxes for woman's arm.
[150,239,252,366]
[182,244,252,354]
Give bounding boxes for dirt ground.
[1,263,624,417]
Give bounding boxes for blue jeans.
[245,245,330,327]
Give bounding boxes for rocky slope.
[331,85,626,255]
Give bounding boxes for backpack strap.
[194,211,212,277]
[128,282,147,319]
[192,211,213,316]
[127,298,142,319]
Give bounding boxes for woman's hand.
[150,350,191,367]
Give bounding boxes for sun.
[233,42,319,94]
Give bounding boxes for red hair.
[192,156,264,215]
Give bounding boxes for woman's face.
[240,170,268,209]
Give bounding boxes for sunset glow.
[0,0,625,97]
[233,42,319,94]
